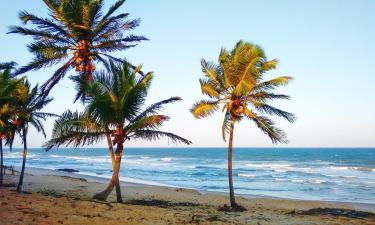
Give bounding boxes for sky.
[0,0,375,148]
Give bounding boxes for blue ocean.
[3,148,375,204]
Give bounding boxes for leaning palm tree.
[45,110,123,199]
[45,60,191,202]
[12,79,55,192]
[9,0,147,100]
[191,41,295,210]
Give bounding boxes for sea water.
[3,148,375,204]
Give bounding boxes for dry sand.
[0,168,374,225]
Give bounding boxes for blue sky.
[1,0,374,148]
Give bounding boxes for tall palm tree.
[9,0,147,100]
[191,41,295,210]
[12,80,55,192]
[45,61,192,202]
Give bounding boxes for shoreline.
[10,166,375,213]
[1,166,375,224]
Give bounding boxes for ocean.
[3,148,375,204]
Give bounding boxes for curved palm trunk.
[106,132,122,202]
[228,118,236,207]
[17,127,27,193]
[93,142,123,202]
[0,139,3,186]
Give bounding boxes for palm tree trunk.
[228,118,236,207]
[0,139,3,186]
[93,142,123,201]
[106,132,122,202]
[17,127,27,193]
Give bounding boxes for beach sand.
[0,168,374,225]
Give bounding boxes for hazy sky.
[1,0,374,148]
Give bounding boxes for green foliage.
[191,41,295,144]
[44,110,107,150]
[9,0,147,96]
[45,60,191,150]
[0,66,54,148]
[11,79,56,139]
[0,67,21,149]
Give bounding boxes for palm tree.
[45,61,192,202]
[12,80,55,192]
[45,110,123,199]
[0,65,19,186]
[191,41,295,210]
[9,0,147,100]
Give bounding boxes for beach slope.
[0,169,374,225]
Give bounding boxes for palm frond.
[126,115,169,133]
[39,60,73,96]
[8,26,72,44]
[130,130,192,145]
[221,109,231,141]
[130,97,182,123]
[0,62,17,71]
[260,59,278,71]
[19,10,71,40]
[248,92,291,102]
[199,79,220,98]
[243,108,288,144]
[255,76,293,91]
[253,102,296,123]
[45,110,106,150]
[201,59,220,84]
[102,0,126,20]
[191,100,220,119]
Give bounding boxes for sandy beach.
[0,167,374,225]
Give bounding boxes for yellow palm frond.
[190,100,219,119]
[201,59,220,84]
[199,79,220,98]
[260,59,278,71]
[255,76,293,91]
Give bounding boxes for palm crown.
[191,40,295,143]
[9,0,147,98]
[45,60,191,150]
[0,66,21,149]
[12,80,56,138]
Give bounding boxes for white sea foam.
[244,163,294,173]
[160,157,172,162]
[329,166,374,172]
[76,171,175,187]
[65,156,111,163]
[291,179,304,183]
[238,173,256,178]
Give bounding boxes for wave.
[329,166,374,172]
[244,163,294,173]
[324,174,357,178]
[194,165,223,170]
[160,157,172,162]
[76,171,175,187]
[64,156,111,163]
[4,152,38,159]
[238,173,256,178]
